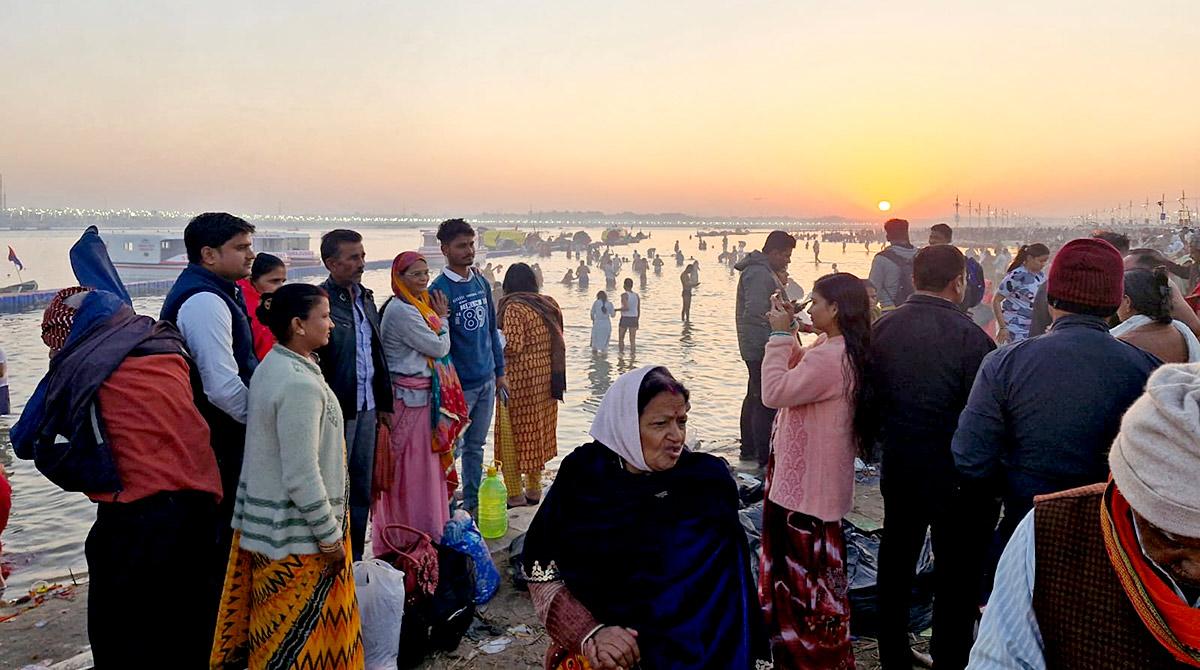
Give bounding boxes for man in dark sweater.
[870,245,996,670]
[953,239,1161,568]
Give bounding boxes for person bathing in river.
[680,261,700,322]
[591,290,615,353]
[616,277,641,356]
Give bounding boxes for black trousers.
[876,480,996,670]
[739,359,777,466]
[86,491,220,670]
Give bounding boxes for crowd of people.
[724,217,1200,669]
[7,211,1200,669]
[7,215,572,668]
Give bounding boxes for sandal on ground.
[524,494,541,505]
[507,495,529,509]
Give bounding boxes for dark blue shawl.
[522,443,769,669]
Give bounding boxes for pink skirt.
[371,393,451,546]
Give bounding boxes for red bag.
[376,524,439,607]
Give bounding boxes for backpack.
[396,544,477,668]
[962,257,986,310]
[877,248,915,306]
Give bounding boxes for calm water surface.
[0,226,872,592]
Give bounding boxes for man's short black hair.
[930,223,954,242]
[913,244,965,292]
[763,230,797,254]
[437,218,475,245]
[1092,230,1131,256]
[184,213,255,264]
[320,229,363,261]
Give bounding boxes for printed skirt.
[210,529,363,669]
[760,498,854,670]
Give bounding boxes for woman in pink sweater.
[759,272,873,670]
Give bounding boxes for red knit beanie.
[1047,238,1124,313]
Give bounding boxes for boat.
[107,231,321,282]
[600,227,649,246]
[416,230,492,268]
[696,228,750,238]
[0,280,37,294]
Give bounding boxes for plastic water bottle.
[477,462,508,539]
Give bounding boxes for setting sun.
[878,200,892,212]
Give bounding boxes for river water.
[0,225,873,593]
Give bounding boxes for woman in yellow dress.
[496,263,566,507]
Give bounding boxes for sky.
[2,1,1198,220]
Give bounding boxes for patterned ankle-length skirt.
[210,530,364,669]
[759,499,855,670]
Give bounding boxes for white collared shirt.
[441,266,475,283]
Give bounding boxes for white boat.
[416,230,487,269]
[107,231,321,282]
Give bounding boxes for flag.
[8,245,23,271]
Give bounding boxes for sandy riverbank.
[0,447,920,669]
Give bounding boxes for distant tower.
[967,199,973,225]
[954,195,960,226]
[986,204,991,227]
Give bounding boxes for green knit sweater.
[232,344,347,559]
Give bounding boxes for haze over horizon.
[3,1,1198,221]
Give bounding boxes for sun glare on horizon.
[878,200,891,212]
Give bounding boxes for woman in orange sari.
[496,263,565,507]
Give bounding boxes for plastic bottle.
[477,461,508,539]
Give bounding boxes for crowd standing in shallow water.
[11,212,1200,669]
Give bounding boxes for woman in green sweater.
[211,283,364,669]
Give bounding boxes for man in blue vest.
[161,213,257,543]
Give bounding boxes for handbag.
[376,524,439,607]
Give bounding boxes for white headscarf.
[589,365,659,472]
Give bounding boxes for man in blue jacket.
[430,219,507,517]
[953,238,1160,578]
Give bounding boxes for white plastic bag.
[354,558,406,670]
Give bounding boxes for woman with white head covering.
[1111,266,1200,363]
[521,365,770,670]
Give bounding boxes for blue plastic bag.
[442,510,501,604]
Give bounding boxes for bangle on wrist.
[770,330,792,337]
[318,539,342,554]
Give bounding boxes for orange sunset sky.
[2,1,1198,220]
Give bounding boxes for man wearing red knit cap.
[951,238,1162,592]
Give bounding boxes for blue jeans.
[458,378,496,514]
[344,409,376,561]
